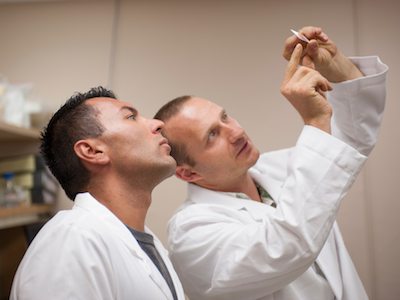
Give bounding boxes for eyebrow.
[119,105,138,115]
[201,108,226,143]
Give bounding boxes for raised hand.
[283,26,364,82]
[281,43,333,134]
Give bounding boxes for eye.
[127,114,136,120]
[209,132,215,139]
[222,114,228,121]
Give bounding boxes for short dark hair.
[154,95,195,166]
[40,86,117,200]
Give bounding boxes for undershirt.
[127,226,178,300]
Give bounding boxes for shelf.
[0,120,53,227]
[0,121,41,158]
[0,120,40,143]
[0,204,52,230]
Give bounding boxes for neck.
[87,174,153,232]
[234,173,261,202]
[199,171,261,202]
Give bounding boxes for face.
[87,97,176,184]
[165,97,260,189]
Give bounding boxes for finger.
[315,75,333,92]
[302,55,315,70]
[282,35,301,61]
[283,34,309,61]
[282,43,303,85]
[316,87,326,98]
[300,27,329,42]
[299,69,333,93]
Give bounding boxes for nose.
[227,123,244,144]
[149,118,164,134]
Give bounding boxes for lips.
[160,138,169,146]
[160,138,171,150]
[237,140,249,156]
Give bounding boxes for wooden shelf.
[0,121,52,229]
[0,121,40,143]
[0,121,41,158]
[0,204,52,230]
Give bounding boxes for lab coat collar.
[74,193,147,258]
[188,183,261,211]
[187,181,276,222]
[74,192,178,300]
[187,165,282,213]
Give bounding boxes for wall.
[0,0,398,299]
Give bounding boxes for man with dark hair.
[39,87,114,199]
[11,87,185,300]
[155,27,388,300]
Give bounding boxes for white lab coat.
[167,56,388,300]
[11,192,186,300]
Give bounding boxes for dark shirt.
[127,226,178,300]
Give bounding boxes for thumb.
[307,40,319,60]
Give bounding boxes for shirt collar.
[220,181,277,208]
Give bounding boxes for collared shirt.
[221,180,277,207]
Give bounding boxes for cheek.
[196,153,233,174]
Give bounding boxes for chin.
[151,164,176,189]
[163,159,178,178]
[249,148,260,167]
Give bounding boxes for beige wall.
[0,0,399,299]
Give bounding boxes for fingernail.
[295,43,302,50]
[310,42,317,50]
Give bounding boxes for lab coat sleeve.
[328,56,388,156]
[168,127,367,300]
[11,223,115,300]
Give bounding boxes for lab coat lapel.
[146,227,185,300]
[316,229,344,300]
[103,213,175,300]
[75,193,176,300]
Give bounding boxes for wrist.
[305,115,332,134]
[318,52,364,83]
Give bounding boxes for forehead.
[86,97,136,117]
[182,98,220,119]
[166,97,222,139]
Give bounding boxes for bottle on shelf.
[0,173,27,208]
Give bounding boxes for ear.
[74,139,110,166]
[175,164,202,182]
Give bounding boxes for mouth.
[237,140,249,156]
[160,138,171,150]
